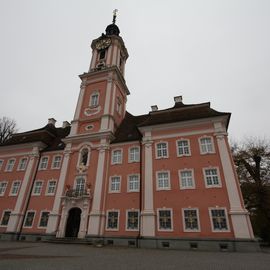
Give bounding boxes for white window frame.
[0,181,8,196]
[155,142,169,159]
[203,167,222,188]
[39,156,49,170]
[46,180,57,196]
[156,171,171,190]
[5,158,16,172]
[0,209,12,227]
[127,174,140,192]
[109,176,121,193]
[126,209,140,231]
[51,155,62,169]
[17,157,28,171]
[89,91,99,108]
[199,136,215,154]
[106,210,120,231]
[176,139,191,157]
[0,159,3,171]
[209,207,230,232]
[182,208,201,232]
[38,210,50,229]
[111,149,123,165]
[74,176,86,193]
[32,180,43,196]
[128,146,140,163]
[23,210,36,228]
[179,169,195,190]
[9,180,21,196]
[157,208,173,231]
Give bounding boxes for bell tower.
[69,10,129,138]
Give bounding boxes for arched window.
[80,148,89,166]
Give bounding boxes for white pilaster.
[6,148,39,233]
[46,143,71,234]
[214,122,254,239]
[100,78,113,131]
[141,131,155,237]
[89,50,98,70]
[87,140,108,235]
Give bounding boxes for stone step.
[43,238,93,245]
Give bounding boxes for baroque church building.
[0,16,257,251]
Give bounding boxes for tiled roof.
[112,102,230,144]
[138,102,230,127]
[0,124,70,151]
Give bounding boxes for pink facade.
[0,19,256,250]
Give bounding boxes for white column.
[46,144,71,235]
[141,132,155,237]
[87,140,108,236]
[7,148,39,233]
[214,123,254,239]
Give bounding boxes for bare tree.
[232,138,270,242]
[0,117,18,144]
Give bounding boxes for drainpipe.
[17,153,41,240]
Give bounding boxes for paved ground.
[0,241,270,270]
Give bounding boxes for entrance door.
[65,208,82,238]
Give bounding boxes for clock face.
[95,38,111,50]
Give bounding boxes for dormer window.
[99,49,106,60]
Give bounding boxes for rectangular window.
[128,175,139,192]
[179,170,195,189]
[5,159,15,172]
[18,158,27,171]
[52,156,62,169]
[90,93,99,107]
[33,181,43,195]
[200,137,214,154]
[39,157,48,170]
[157,172,170,190]
[1,210,11,226]
[112,150,122,164]
[158,209,172,231]
[0,160,3,170]
[183,209,200,231]
[24,211,35,227]
[126,211,139,230]
[47,180,56,195]
[210,209,229,231]
[10,181,21,196]
[177,139,191,156]
[204,168,221,187]
[75,177,85,194]
[39,211,50,228]
[0,182,7,196]
[110,176,121,192]
[156,143,168,158]
[116,98,122,114]
[129,147,140,162]
[107,211,119,230]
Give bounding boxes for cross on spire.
[112,9,118,24]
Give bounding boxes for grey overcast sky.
[0,0,269,140]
